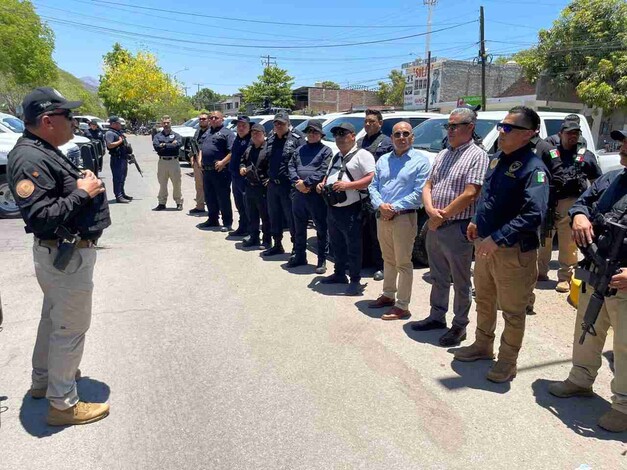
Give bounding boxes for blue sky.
[33,0,572,96]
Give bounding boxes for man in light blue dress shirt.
[367,121,431,320]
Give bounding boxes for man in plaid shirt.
[411,107,489,347]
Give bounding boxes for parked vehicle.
[74,115,108,131]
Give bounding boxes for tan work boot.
[453,342,494,362]
[598,409,627,433]
[548,379,594,398]
[47,401,109,426]
[555,281,570,293]
[30,369,82,399]
[486,361,517,382]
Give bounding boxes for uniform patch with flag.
[549,149,560,159]
[537,171,546,183]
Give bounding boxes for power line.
[86,0,474,29]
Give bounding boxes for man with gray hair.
[411,107,489,346]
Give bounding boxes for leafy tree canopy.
[319,81,340,90]
[377,69,404,107]
[192,88,225,110]
[240,66,295,109]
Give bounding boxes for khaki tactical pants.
[473,243,538,363]
[157,158,183,205]
[32,240,97,410]
[377,212,417,310]
[538,197,578,282]
[192,160,205,210]
[569,286,627,414]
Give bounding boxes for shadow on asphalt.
[354,299,384,319]
[531,379,624,441]
[438,359,512,394]
[280,263,317,275]
[19,377,110,438]
[234,242,265,252]
[402,322,447,346]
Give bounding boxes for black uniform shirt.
[84,128,103,141]
[241,143,269,186]
[540,145,602,199]
[266,131,304,182]
[570,169,627,220]
[152,130,183,157]
[288,142,333,187]
[358,132,393,161]
[194,127,209,146]
[201,125,235,166]
[229,133,251,176]
[473,144,549,250]
[7,130,111,239]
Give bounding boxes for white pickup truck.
[0,114,93,219]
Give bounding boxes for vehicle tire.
[0,174,20,219]
[412,211,429,267]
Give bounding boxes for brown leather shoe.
[486,361,517,383]
[30,369,82,399]
[47,401,109,426]
[368,295,395,309]
[381,306,411,321]
[598,408,627,433]
[548,379,594,398]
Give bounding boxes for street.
[0,135,624,469]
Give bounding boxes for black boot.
[242,234,260,247]
[315,258,327,275]
[262,239,285,256]
[287,253,307,268]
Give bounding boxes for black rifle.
[540,187,557,246]
[124,141,143,177]
[575,218,627,344]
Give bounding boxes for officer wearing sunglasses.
[453,106,549,384]
[7,87,111,426]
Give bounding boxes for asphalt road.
[0,136,624,469]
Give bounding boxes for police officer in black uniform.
[538,120,602,293]
[454,106,549,383]
[229,116,252,236]
[545,113,587,148]
[261,111,305,256]
[7,87,111,426]
[189,113,210,215]
[197,111,235,232]
[287,119,333,272]
[105,115,131,203]
[358,109,393,281]
[547,129,627,433]
[240,123,271,248]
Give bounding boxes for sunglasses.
[306,129,321,134]
[497,122,533,133]
[199,117,208,121]
[392,131,412,138]
[443,122,471,131]
[332,130,352,137]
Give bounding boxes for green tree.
[319,81,340,90]
[0,0,57,86]
[514,0,627,111]
[99,45,189,122]
[377,69,404,107]
[240,66,295,109]
[192,88,225,110]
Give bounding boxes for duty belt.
[396,209,417,216]
[159,156,177,160]
[202,164,216,171]
[37,238,98,248]
[269,179,284,185]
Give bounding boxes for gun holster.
[52,226,80,271]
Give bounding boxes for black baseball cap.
[561,120,581,132]
[304,119,325,136]
[235,115,251,125]
[564,113,580,123]
[108,115,121,123]
[274,111,290,123]
[21,87,82,124]
[610,130,627,142]
[251,123,266,133]
[89,119,99,125]
[331,122,356,135]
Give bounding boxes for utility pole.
[423,0,437,60]
[261,54,277,69]
[425,51,432,112]
[182,86,189,96]
[194,83,203,94]
[480,6,486,111]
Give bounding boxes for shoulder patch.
[15,179,35,198]
[549,149,560,159]
[489,158,499,170]
[536,171,546,183]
